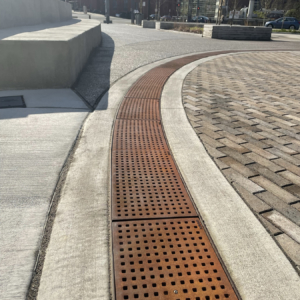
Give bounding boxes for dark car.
[116,12,131,19]
[149,14,158,20]
[190,16,210,23]
[265,17,300,30]
[160,15,172,21]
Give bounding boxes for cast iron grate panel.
[0,96,26,109]
[118,98,160,120]
[126,69,176,99]
[113,218,238,300]
[111,50,242,300]
[113,119,168,151]
[112,150,197,220]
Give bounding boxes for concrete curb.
[161,53,300,299]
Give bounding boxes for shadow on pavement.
[73,31,115,110]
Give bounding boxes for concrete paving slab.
[161,54,300,299]
[0,89,88,109]
[0,107,88,299]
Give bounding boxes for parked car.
[160,15,172,21]
[190,16,210,23]
[149,14,158,20]
[265,17,300,30]
[116,12,131,19]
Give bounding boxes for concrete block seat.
[203,24,272,41]
[0,19,101,90]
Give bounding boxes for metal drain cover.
[113,218,238,300]
[0,96,26,109]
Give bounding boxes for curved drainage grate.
[112,51,240,299]
[113,219,237,300]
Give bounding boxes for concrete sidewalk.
[0,89,89,300]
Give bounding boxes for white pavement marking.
[0,107,88,300]
[0,89,88,109]
[161,53,300,299]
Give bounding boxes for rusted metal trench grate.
[112,51,239,300]
[113,219,238,300]
[118,98,160,120]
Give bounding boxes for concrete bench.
[142,20,155,28]
[156,21,204,31]
[203,24,272,40]
[0,19,101,90]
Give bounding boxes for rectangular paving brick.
[251,176,299,204]
[267,148,300,166]
[220,157,258,178]
[196,120,221,132]
[268,116,297,127]
[257,192,300,226]
[220,147,254,165]
[248,164,291,187]
[263,139,297,155]
[238,127,265,140]
[232,182,271,213]
[258,215,282,236]
[217,131,246,144]
[262,210,300,244]
[204,144,227,159]
[223,169,264,194]
[256,125,283,136]
[243,143,278,160]
[276,234,300,266]
[198,133,224,148]
[238,134,269,149]
[276,128,300,140]
[197,127,223,140]
[213,157,230,170]
[283,185,300,199]
[279,170,300,187]
[216,123,242,135]
[217,138,250,154]
[245,152,284,173]
[292,202,300,212]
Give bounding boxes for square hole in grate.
[113,218,238,300]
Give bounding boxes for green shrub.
[285,9,300,20]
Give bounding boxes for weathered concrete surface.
[0,19,101,90]
[142,20,155,28]
[161,54,300,299]
[156,21,174,30]
[0,0,72,30]
[0,90,88,300]
[0,89,88,109]
[203,24,272,40]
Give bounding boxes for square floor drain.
[0,96,26,109]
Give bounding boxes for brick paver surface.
[183,51,300,273]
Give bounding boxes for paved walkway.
[0,89,89,300]
[183,51,300,272]
[36,51,300,300]
[2,15,300,300]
